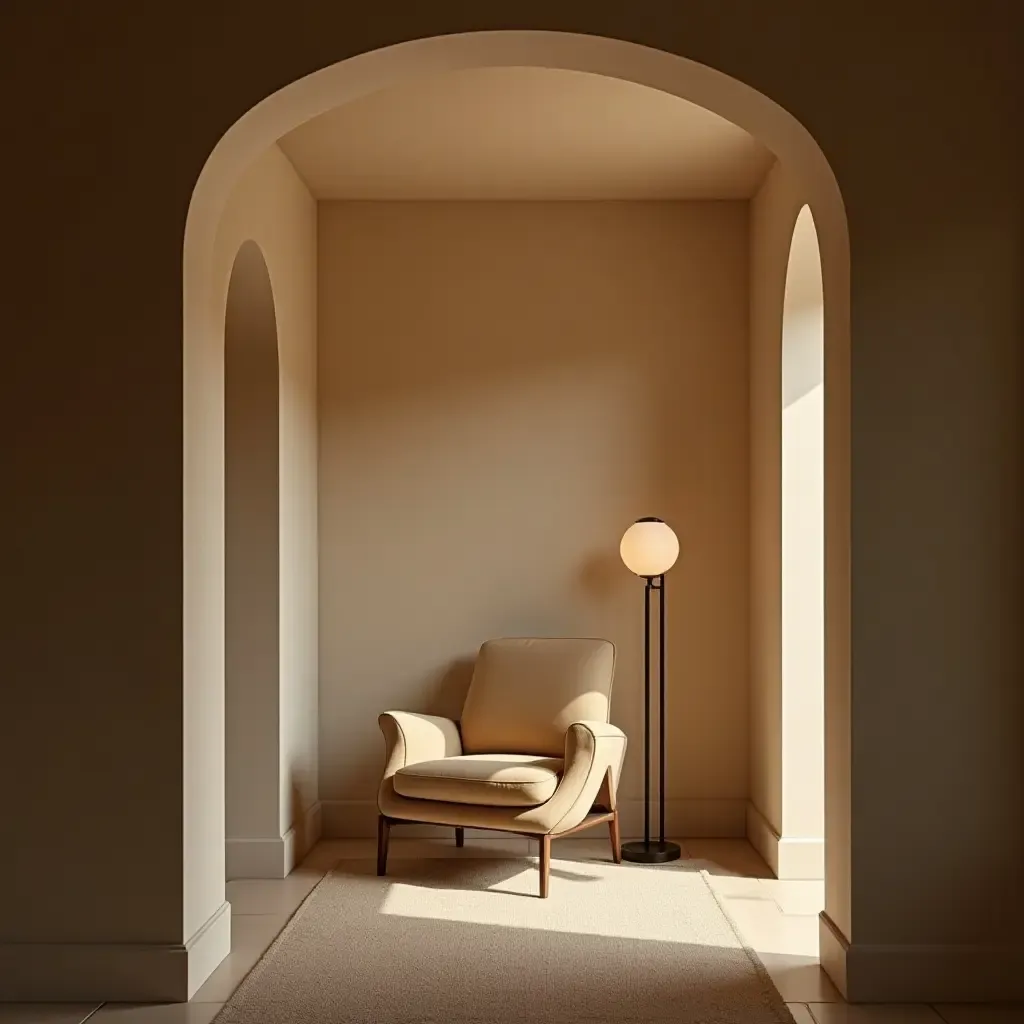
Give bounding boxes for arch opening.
[182,29,851,998]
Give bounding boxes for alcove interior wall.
[315,199,753,841]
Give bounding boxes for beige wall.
[317,200,750,838]
[2,2,1020,1005]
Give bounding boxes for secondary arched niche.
[224,240,281,877]
[749,172,834,896]
[781,205,825,874]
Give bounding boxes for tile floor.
[4,838,1019,1024]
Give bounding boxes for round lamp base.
[621,839,682,864]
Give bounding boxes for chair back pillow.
[459,637,615,757]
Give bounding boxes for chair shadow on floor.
[346,845,717,901]
[374,855,608,898]
[352,847,610,897]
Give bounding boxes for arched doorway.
[182,30,851,996]
[224,241,282,879]
[781,206,825,876]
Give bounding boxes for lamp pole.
[658,569,667,846]
[620,518,681,865]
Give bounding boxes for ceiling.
[278,67,774,201]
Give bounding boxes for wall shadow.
[577,549,624,605]
[421,656,476,721]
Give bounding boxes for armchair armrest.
[566,720,626,745]
[543,720,627,835]
[378,711,463,779]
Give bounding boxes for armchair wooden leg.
[377,815,391,876]
[455,827,465,848]
[609,808,622,864]
[539,834,551,898]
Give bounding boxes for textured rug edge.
[213,857,800,1024]
[210,856,343,1024]
[697,868,798,1024]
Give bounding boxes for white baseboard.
[186,900,232,1000]
[0,902,231,1003]
[818,911,850,999]
[226,836,289,879]
[820,911,1024,1003]
[819,911,1024,1003]
[283,799,323,874]
[321,798,746,840]
[745,802,824,879]
[745,802,779,874]
[227,801,323,879]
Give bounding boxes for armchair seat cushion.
[393,754,563,808]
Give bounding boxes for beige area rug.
[214,855,795,1024]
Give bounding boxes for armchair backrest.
[459,637,616,757]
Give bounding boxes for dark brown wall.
[0,0,1020,961]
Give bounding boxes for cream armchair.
[377,637,626,897]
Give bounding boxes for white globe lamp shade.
[620,518,679,577]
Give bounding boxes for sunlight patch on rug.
[379,856,742,948]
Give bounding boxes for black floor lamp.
[619,516,682,864]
